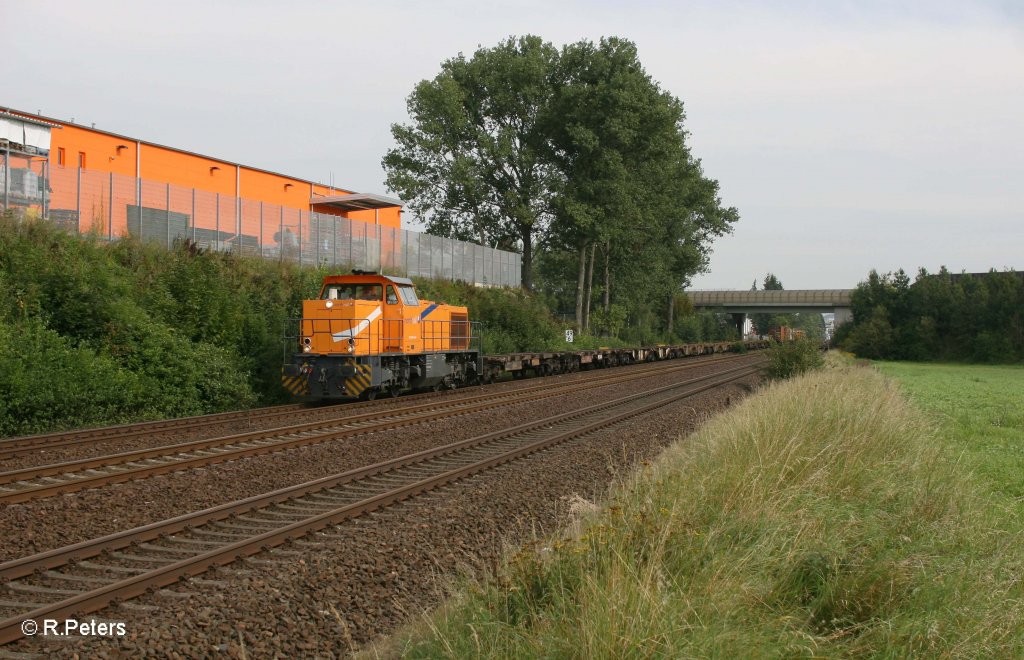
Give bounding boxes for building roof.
[311,193,405,211]
[0,111,62,129]
[0,105,357,194]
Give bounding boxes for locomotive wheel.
[362,388,377,401]
[388,385,401,398]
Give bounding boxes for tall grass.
[386,360,1024,658]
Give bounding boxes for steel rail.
[0,403,310,460]
[0,361,760,646]
[0,351,742,461]
[0,355,759,504]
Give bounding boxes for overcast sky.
[4,0,1021,289]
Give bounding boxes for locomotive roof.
[322,274,415,286]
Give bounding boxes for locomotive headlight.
[325,300,334,309]
[303,337,311,346]
[303,346,312,353]
[347,338,355,353]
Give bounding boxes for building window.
[78,152,86,169]
[57,147,65,166]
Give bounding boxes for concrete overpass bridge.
[685,289,853,336]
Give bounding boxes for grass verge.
[380,358,1024,658]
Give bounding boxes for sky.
[3,0,1021,289]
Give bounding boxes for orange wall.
[347,206,402,228]
[24,113,400,229]
[53,124,138,178]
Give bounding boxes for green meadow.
[876,361,1024,502]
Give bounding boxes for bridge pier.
[834,307,852,327]
[730,313,746,339]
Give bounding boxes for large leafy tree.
[383,36,560,290]
[544,38,737,330]
[385,34,738,324]
[548,37,689,329]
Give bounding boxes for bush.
[763,338,824,379]
[0,318,151,435]
[0,217,319,435]
[414,278,564,353]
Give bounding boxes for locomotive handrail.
[284,316,481,356]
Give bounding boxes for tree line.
[836,268,1024,362]
[383,35,738,339]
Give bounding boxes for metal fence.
[0,153,522,287]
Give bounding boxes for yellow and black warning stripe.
[281,370,310,397]
[345,363,373,397]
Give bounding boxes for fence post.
[259,201,264,258]
[75,166,81,234]
[315,214,320,266]
[2,148,8,212]
[298,211,303,267]
[41,161,48,221]
[191,188,196,243]
[166,182,171,249]
[1,148,8,212]
[215,192,220,250]
[279,206,284,264]
[108,172,113,240]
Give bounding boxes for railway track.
[0,352,738,463]
[0,404,312,461]
[0,354,760,504]
[0,359,760,646]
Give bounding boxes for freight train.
[282,272,767,402]
[768,326,807,342]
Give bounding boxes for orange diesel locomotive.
[282,272,479,401]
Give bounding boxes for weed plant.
[763,337,824,379]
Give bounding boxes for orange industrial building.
[1,105,523,288]
[0,105,403,229]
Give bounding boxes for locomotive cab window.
[356,285,382,301]
[321,285,356,300]
[386,286,400,305]
[399,285,418,305]
[320,284,382,301]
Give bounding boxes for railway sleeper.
[159,537,229,548]
[75,561,148,575]
[106,552,180,565]
[41,571,111,585]
[134,543,199,556]
[3,583,79,597]
[0,599,48,610]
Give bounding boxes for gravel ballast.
[5,366,761,657]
